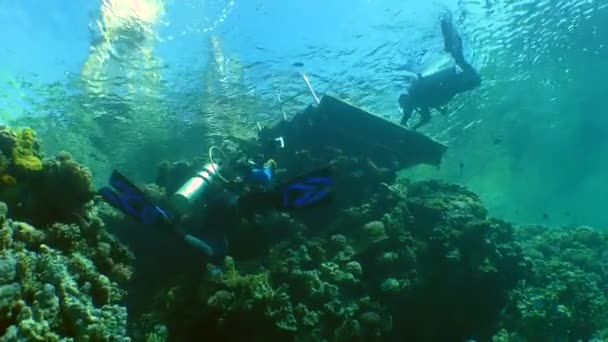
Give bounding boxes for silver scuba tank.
[171,163,220,214]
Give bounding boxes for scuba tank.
[171,163,221,215]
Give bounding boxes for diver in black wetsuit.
[399,14,481,129]
[100,156,333,260]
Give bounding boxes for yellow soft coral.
[20,127,36,144]
[11,128,43,171]
[12,148,43,171]
[1,174,16,185]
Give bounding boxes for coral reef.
[0,127,94,226]
[495,225,608,340]
[133,156,528,341]
[0,203,133,341]
[11,127,43,172]
[134,143,608,341]
[3,122,608,341]
[31,152,95,225]
[0,125,134,341]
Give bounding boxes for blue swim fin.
[99,170,173,225]
[280,167,333,209]
[100,170,222,256]
[236,166,334,214]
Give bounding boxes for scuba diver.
[99,140,333,260]
[399,13,481,129]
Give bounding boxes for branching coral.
[214,256,297,331]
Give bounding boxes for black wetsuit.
[172,166,332,259]
[182,188,285,259]
[399,16,481,129]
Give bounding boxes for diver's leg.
[441,13,457,53]
[197,193,239,258]
[441,14,465,63]
[237,190,282,217]
[400,107,413,127]
[441,15,481,90]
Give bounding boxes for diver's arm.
[183,234,216,256]
[399,93,416,126]
[400,104,415,126]
[413,107,431,130]
[158,211,218,256]
[236,190,282,217]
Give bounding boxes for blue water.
[1,0,607,227]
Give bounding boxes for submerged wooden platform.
[260,95,447,169]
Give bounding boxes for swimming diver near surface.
[99,145,333,260]
[399,13,481,129]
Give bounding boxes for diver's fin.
[101,171,225,256]
[280,167,333,209]
[237,167,334,214]
[99,170,172,225]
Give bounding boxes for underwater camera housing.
[171,163,220,215]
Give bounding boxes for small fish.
[493,137,503,145]
[543,213,549,220]
[292,62,304,67]
[459,162,464,176]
